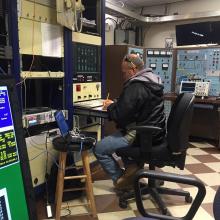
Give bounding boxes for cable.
[79,141,83,154]
[45,130,50,206]
[29,150,47,161]
[24,76,27,111]
[105,17,118,25]
[74,1,83,32]
[61,201,71,217]
[16,76,26,86]
[0,66,7,75]
[25,128,48,150]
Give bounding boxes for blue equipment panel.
[145,49,173,93]
[176,48,220,96]
[128,47,144,60]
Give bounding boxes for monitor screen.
[0,78,36,220]
[176,21,220,46]
[54,111,69,137]
[180,82,196,93]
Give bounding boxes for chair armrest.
[134,170,206,220]
[129,126,162,133]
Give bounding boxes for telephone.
[72,0,85,32]
[74,0,85,12]
[56,0,85,32]
[64,0,84,11]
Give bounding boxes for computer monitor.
[0,77,36,220]
[179,81,196,94]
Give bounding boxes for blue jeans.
[93,131,131,182]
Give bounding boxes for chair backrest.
[166,93,194,153]
[213,187,220,220]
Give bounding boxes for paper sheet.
[41,23,62,57]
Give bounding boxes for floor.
[37,141,220,220]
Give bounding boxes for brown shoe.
[123,164,140,178]
[114,164,140,189]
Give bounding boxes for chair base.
[118,183,192,214]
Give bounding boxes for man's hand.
[103,99,114,110]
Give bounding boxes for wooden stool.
[53,136,97,220]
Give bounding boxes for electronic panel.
[176,48,220,96]
[73,43,101,83]
[128,47,144,60]
[146,49,173,93]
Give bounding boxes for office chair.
[123,169,206,220]
[116,93,195,214]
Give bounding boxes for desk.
[74,106,108,119]
[164,93,220,149]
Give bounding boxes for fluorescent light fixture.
[191,31,204,37]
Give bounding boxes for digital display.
[147,50,154,55]
[0,87,19,169]
[150,63,156,68]
[162,63,169,69]
[0,188,11,220]
[154,51,160,55]
[180,82,196,93]
[0,85,29,219]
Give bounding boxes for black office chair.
[116,93,195,214]
[123,169,207,220]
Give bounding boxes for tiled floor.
[38,141,220,220]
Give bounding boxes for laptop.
[54,111,70,138]
[54,111,95,147]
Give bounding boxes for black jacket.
[107,77,166,144]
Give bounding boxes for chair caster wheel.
[185,195,193,203]
[157,180,164,186]
[161,208,167,215]
[119,199,128,209]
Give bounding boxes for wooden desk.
[164,93,220,105]
[164,93,220,149]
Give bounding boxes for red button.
[76,84,81,92]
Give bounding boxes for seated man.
[93,54,166,189]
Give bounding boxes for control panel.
[180,81,210,97]
[73,43,101,83]
[176,48,220,96]
[22,110,68,128]
[195,81,210,97]
[146,49,173,93]
[128,47,144,60]
[73,82,101,102]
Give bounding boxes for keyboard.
[74,99,105,108]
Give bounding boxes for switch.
[76,84,81,92]
[96,84,100,91]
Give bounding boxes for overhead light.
[191,31,204,37]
